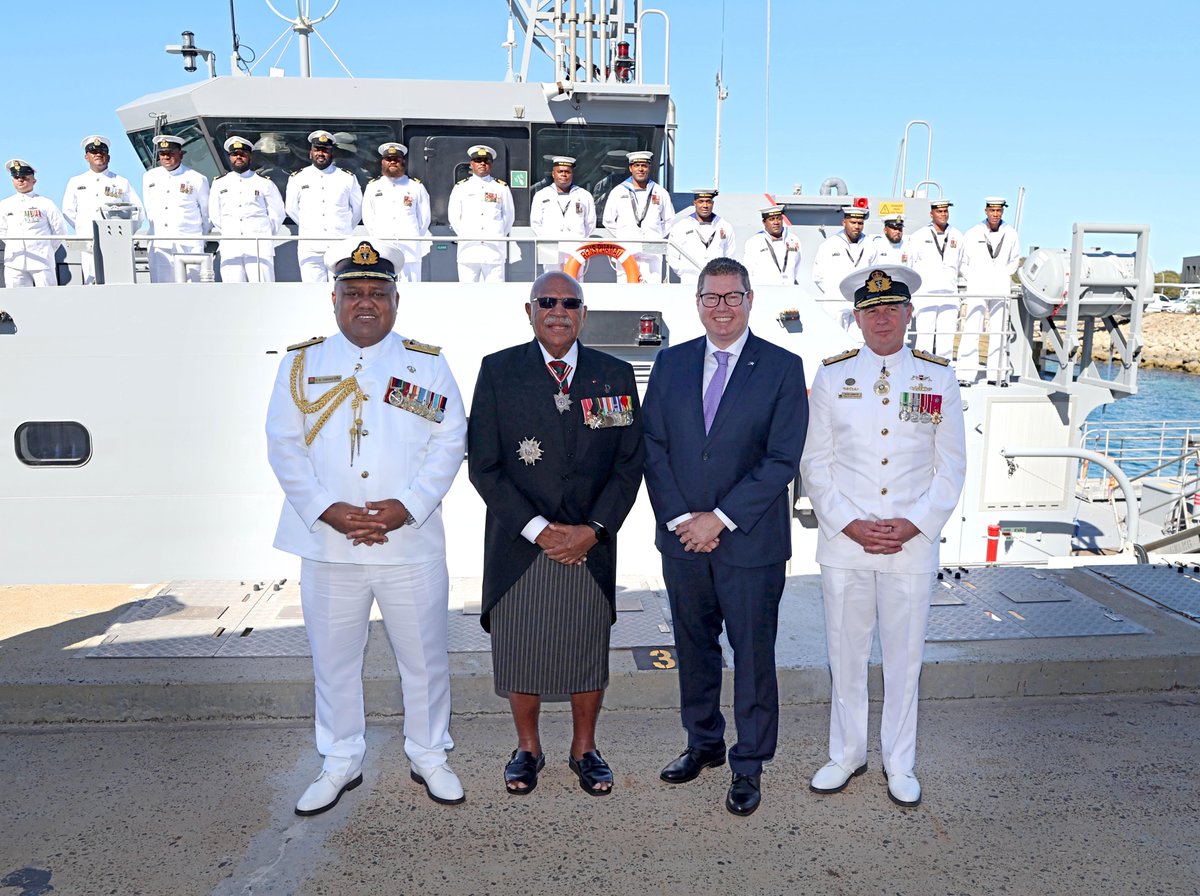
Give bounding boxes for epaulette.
[404,338,442,356]
[912,348,950,367]
[457,177,470,184]
[822,348,859,366]
[286,336,325,352]
[366,177,378,185]
[410,177,421,184]
[290,170,299,176]
[494,178,507,186]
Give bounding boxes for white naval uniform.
[602,178,674,283]
[61,169,144,284]
[960,220,1021,382]
[362,175,432,282]
[266,330,467,777]
[285,165,364,283]
[667,212,736,281]
[142,165,210,283]
[529,183,596,274]
[866,235,910,267]
[907,224,965,356]
[209,170,285,283]
[447,174,515,282]
[800,344,966,779]
[741,227,802,286]
[0,192,66,288]
[812,231,871,334]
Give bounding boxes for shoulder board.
[410,177,421,184]
[404,338,442,356]
[822,348,859,366]
[457,177,470,184]
[494,178,507,186]
[290,170,300,177]
[286,336,325,352]
[912,349,950,367]
[366,177,378,185]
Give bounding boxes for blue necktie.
[702,350,731,434]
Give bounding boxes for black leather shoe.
[659,746,726,784]
[726,772,761,816]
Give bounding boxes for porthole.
[14,422,92,467]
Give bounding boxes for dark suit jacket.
[642,330,808,567]
[468,339,644,630]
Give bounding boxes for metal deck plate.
[925,567,1149,642]
[1090,564,1200,622]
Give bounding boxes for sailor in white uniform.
[0,159,66,288]
[528,155,596,274]
[602,150,674,283]
[209,136,285,283]
[362,142,431,282]
[907,200,964,356]
[960,197,1021,383]
[447,144,515,283]
[811,206,871,294]
[741,205,802,286]
[667,188,736,281]
[801,265,966,810]
[61,135,144,285]
[266,240,468,816]
[285,130,364,283]
[141,136,210,283]
[866,214,909,266]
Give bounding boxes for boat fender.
[912,348,950,367]
[562,242,641,283]
[821,348,859,366]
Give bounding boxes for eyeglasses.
[698,291,747,307]
[535,296,583,310]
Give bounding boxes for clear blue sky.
[3,0,1194,272]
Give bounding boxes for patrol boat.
[0,0,1194,590]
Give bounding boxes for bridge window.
[14,422,92,467]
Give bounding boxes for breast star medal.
[517,437,544,466]
[874,364,891,397]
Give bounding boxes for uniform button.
[881,458,889,465]
[880,487,888,495]
[361,471,370,479]
[882,397,890,405]
[881,428,889,436]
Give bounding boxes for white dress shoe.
[295,769,363,817]
[886,770,921,807]
[810,760,868,794]
[410,762,465,805]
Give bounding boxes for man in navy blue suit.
[642,256,808,816]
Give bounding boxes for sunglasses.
[534,296,583,310]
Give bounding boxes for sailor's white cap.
[154,135,184,151]
[842,205,869,219]
[930,199,953,210]
[983,196,1008,207]
[81,135,110,152]
[378,142,408,158]
[6,159,35,176]
[626,150,654,163]
[468,144,497,161]
[839,264,923,308]
[223,136,254,153]
[692,188,718,199]
[308,130,337,147]
[760,205,785,217]
[549,155,576,167]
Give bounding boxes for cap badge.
[351,242,379,266]
[866,271,892,294]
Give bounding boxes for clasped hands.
[842,517,920,555]
[321,499,410,546]
[536,523,597,566]
[676,511,724,553]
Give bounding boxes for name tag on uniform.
[582,395,634,429]
[308,375,342,385]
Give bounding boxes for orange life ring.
[562,241,641,283]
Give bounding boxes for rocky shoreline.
[1087,312,1200,373]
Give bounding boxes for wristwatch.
[587,521,610,544]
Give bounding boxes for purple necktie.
[702,350,731,434]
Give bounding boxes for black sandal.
[568,749,614,796]
[504,749,545,795]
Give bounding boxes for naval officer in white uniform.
[266,240,468,816]
[141,135,210,283]
[801,265,966,809]
[667,188,736,281]
[528,155,596,274]
[361,142,431,282]
[741,205,802,286]
[209,135,285,283]
[602,150,674,283]
[447,144,515,283]
[866,214,909,266]
[285,130,364,283]
[0,159,66,288]
[61,135,144,284]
